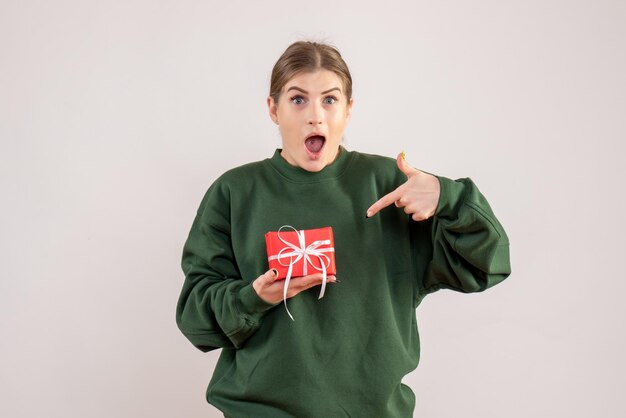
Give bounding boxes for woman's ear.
[346,97,354,122]
[267,96,279,125]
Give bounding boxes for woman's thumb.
[396,151,418,177]
[263,268,279,283]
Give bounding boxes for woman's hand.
[366,152,441,222]
[253,269,337,305]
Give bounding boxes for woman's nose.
[308,102,323,125]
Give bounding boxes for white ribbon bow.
[267,225,334,320]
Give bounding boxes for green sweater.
[176,148,511,417]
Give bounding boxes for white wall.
[1,0,624,416]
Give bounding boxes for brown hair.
[269,41,353,104]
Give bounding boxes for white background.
[1,0,625,417]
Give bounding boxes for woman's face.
[267,69,353,172]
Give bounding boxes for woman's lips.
[304,135,326,159]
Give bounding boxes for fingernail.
[366,210,372,218]
[401,151,406,160]
[271,268,278,277]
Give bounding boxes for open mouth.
[304,135,326,157]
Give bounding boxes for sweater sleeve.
[413,175,511,300]
[176,182,277,352]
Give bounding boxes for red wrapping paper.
[265,226,336,280]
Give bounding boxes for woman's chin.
[281,146,339,172]
[299,159,326,172]
[300,144,341,172]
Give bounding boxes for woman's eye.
[291,95,305,105]
[324,96,338,104]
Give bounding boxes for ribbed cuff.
[434,175,467,219]
[237,284,279,322]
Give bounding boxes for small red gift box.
[265,225,336,280]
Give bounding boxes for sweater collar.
[268,146,353,183]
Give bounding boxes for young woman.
[176,41,511,417]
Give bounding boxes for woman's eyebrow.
[286,86,341,94]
